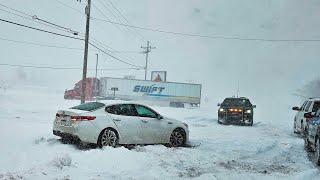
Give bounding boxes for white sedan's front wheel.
[169,129,186,147]
[98,129,118,148]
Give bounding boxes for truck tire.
[304,136,312,152]
[315,138,320,166]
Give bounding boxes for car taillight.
[70,116,96,121]
[56,113,60,118]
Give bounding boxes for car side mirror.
[157,114,163,120]
[292,106,300,111]
[252,105,256,108]
[304,112,314,118]
[217,103,221,106]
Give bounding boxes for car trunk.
[56,109,87,126]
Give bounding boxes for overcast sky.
[1,0,320,117]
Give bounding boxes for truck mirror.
[217,103,221,106]
[252,105,256,108]
[292,106,300,111]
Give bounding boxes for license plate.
[59,118,71,126]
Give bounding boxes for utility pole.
[81,0,91,104]
[141,41,155,80]
[95,53,99,92]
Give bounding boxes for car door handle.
[113,118,121,121]
[141,120,148,123]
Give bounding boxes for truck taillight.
[70,116,96,121]
[56,113,60,118]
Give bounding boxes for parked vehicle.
[64,78,100,100]
[304,112,320,166]
[64,77,202,108]
[292,98,320,134]
[217,97,256,126]
[53,101,189,147]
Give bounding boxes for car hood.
[163,116,185,125]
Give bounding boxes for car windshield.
[222,98,252,107]
[70,102,105,111]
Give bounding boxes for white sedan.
[53,102,189,147]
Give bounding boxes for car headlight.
[245,110,252,113]
[219,108,225,112]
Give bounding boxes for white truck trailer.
[99,77,201,107]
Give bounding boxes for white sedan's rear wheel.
[169,129,185,147]
[98,129,118,148]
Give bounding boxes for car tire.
[217,119,222,124]
[304,136,312,152]
[293,121,299,134]
[169,129,186,147]
[315,138,320,166]
[98,128,119,148]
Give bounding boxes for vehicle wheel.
[217,119,222,124]
[98,128,118,148]
[293,121,299,134]
[315,138,320,166]
[304,136,312,152]
[248,120,253,126]
[169,129,186,147]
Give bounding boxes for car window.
[300,101,307,111]
[305,101,312,112]
[222,98,252,107]
[134,105,158,118]
[106,104,136,116]
[71,102,105,111]
[312,101,320,112]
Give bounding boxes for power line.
[104,0,145,41]
[0,63,142,70]
[92,17,320,42]
[54,0,84,14]
[90,3,129,39]
[0,3,31,17]
[0,37,85,50]
[0,18,84,41]
[88,37,141,64]
[96,0,145,43]
[91,2,145,45]
[89,42,143,68]
[0,4,78,35]
[32,15,79,35]
[0,36,141,53]
[49,0,320,42]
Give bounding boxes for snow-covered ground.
[1,86,320,180]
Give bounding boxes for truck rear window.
[70,102,105,111]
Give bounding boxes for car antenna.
[236,80,240,98]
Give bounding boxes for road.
[0,86,319,180]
